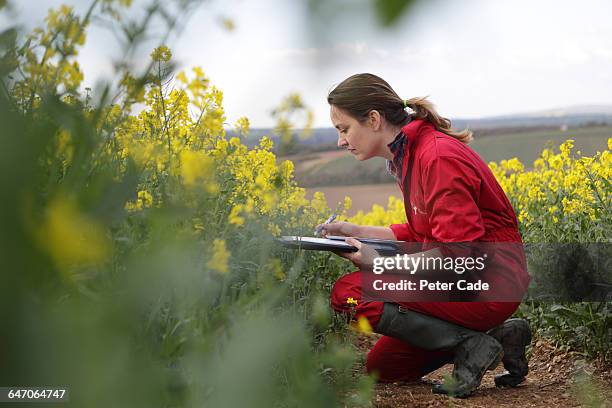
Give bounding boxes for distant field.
[305,183,401,217]
[290,153,393,187]
[470,126,611,164]
[289,126,611,187]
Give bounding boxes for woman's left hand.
[334,237,381,270]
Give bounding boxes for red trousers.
[331,271,520,382]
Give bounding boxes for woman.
[319,73,531,398]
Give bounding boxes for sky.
[4,0,612,127]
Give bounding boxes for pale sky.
[4,0,612,127]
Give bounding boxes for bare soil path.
[353,334,612,407]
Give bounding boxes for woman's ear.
[368,110,382,131]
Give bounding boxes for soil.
[352,333,612,407]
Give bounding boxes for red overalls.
[330,119,530,382]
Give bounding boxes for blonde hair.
[328,73,473,144]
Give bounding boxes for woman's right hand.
[316,221,361,237]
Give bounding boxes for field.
[470,126,612,164]
[306,183,399,216]
[2,4,610,407]
[289,151,392,187]
[290,125,612,187]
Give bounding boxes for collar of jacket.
[386,118,428,182]
[399,118,427,152]
[396,119,429,184]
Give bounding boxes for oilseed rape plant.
[489,139,610,242]
[2,3,609,406]
[349,139,611,244]
[1,3,363,408]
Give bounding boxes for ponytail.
[405,96,473,143]
[328,73,473,144]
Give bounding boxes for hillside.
[291,125,612,187]
[233,105,612,151]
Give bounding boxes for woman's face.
[330,105,380,161]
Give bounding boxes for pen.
[314,213,337,236]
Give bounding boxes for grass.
[470,126,612,165]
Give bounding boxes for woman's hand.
[316,221,361,237]
[334,237,380,270]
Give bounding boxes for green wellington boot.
[375,303,503,398]
[487,318,532,387]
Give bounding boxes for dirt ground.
[353,333,612,407]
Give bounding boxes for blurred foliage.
[308,0,417,27]
[0,1,370,407]
[373,0,417,26]
[271,92,314,156]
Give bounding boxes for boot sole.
[495,373,526,387]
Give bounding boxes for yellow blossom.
[258,136,273,151]
[350,316,373,335]
[228,205,245,226]
[559,139,574,157]
[234,116,250,137]
[125,189,153,211]
[38,196,109,271]
[207,239,230,274]
[150,45,172,62]
[180,150,212,186]
[267,258,285,280]
[267,223,281,236]
[343,196,352,212]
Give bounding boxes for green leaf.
[374,0,417,26]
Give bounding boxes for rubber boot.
[375,303,503,398]
[487,318,531,387]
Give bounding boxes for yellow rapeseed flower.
[258,136,273,151]
[207,239,230,274]
[228,205,245,226]
[38,196,109,271]
[150,45,172,62]
[234,116,250,137]
[125,189,153,211]
[267,223,281,236]
[559,139,574,157]
[180,150,212,186]
[351,316,373,335]
[343,196,352,212]
[264,258,285,281]
[548,155,563,170]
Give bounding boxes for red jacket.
[330,120,530,325]
[383,119,531,301]
[389,119,522,244]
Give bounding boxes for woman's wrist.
[356,225,396,239]
[353,224,365,237]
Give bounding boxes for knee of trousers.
[330,272,382,328]
[365,347,422,383]
[330,271,361,314]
